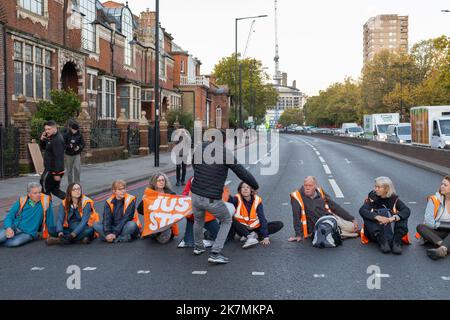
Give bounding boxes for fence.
[128,126,140,155]
[90,127,121,149]
[0,127,20,177]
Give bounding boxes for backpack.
[312,215,342,248]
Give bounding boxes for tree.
[278,108,304,127]
[35,89,81,125]
[213,54,278,126]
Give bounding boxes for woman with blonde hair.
[359,177,410,254]
[137,173,178,244]
[417,175,450,260]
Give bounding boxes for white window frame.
[98,76,116,120]
[216,107,222,129]
[119,84,141,120]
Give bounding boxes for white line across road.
[313,274,326,278]
[328,179,344,198]
[192,271,208,275]
[31,267,45,271]
[441,276,450,281]
[225,180,232,186]
[319,156,325,163]
[315,151,321,156]
[375,274,390,278]
[252,272,265,276]
[323,165,332,175]
[344,158,351,164]
[137,270,150,274]
[83,267,97,271]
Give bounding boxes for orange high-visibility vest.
[106,193,142,231]
[18,194,51,239]
[360,197,410,245]
[142,188,179,236]
[415,195,441,240]
[290,188,331,239]
[234,194,262,229]
[62,195,99,228]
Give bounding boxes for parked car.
[345,126,364,138]
[294,126,305,133]
[386,123,411,144]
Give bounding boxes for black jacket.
[103,197,136,236]
[40,132,65,174]
[290,187,355,236]
[64,130,85,156]
[191,142,259,200]
[359,191,411,222]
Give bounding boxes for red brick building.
[0,0,229,129]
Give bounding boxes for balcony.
[180,75,210,88]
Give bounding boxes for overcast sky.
[128,0,450,96]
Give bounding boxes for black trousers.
[176,162,187,183]
[417,224,450,248]
[363,218,408,241]
[40,171,66,200]
[228,220,284,240]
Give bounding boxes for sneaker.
[178,240,189,248]
[193,245,206,255]
[81,237,91,245]
[427,246,448,260]
[375,233,391,254]
[249,231,258,239]
[242,237,259,249]
[203,239,214,248]
[46,237,61,246]
[114,234,132,243]
[239,236,247,242]
[391,236,403,255]
[208,253,230,264]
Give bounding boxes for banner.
[142,189,192,237]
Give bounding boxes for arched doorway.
[61,62,79,93]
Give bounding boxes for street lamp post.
[235,14,268,128]
[154,0,160,167]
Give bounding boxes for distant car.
[386,123,411,144]
[294,126,305,133]
[345,126,364,137]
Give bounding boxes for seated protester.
[289,176,359,243]
[359,176,410,255]
[178,176,219,248]
[46,183,99,245]
[0,182,53,247]
[93,180,141,243]
[417,175,450,260]
[137,173,179,244]
[228,182,283,249]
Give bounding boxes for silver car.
[386,123,411,144]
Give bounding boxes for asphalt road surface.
[0,133,447,299]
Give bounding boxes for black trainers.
[114,234,132,243]
[208,253,230,264]
[375,233,391,254]
[193,245,206,255]
[391,236,403,255]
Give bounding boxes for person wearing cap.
[64,120,85,184]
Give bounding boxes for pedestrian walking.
[64,120,84,184]
[191,129,259,264]
[175,126,188,186]
[39,120,66,200]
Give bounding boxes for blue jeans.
[93,221,139,241]
[0,228,33,247]
[61,225,94,241]
[183,219,219,247]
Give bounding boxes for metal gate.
[127,126,140,155]
[0,127,20,178]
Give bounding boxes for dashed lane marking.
[137,270,150,274]
[30,267,45,271]
[323,165,332,175]
[319,156,325,163]
[252,272,265,276]
[315,151,320,156]
[329,179,344,198]
[282,203,289,206]
[441,276,450,281]
[225,180,232,186]
[192,271,208,275]
[344,202,351,205]
[83,267,97,271]
[313,274,326,278]
[375,274,390,278]
[344,158,351,164]
[408,202,417,204]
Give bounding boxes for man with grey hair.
[289,176,359,243]
[0,182,54,247]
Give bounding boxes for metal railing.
[180,75,210,88]
[90,128,120,149]
[0,127,20,177]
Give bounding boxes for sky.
[127,0,450,96]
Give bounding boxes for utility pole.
[154,0,160,167]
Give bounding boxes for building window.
[19,0,44,16]
[13,40,53,100]
[181,60,185,74]
[216,107,222,129]
[119,84,140,120]
[133,87,140,120]
[122,8,134,66]
[79,0,96,52]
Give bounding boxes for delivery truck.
[363,113,400,141]
[410,106,450,149]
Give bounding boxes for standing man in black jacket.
[191,130,259,264]
[64,121,85,184]
[39,120,66,199]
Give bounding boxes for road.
[0,133,447,299]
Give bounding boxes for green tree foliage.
[213,54,278,126]
[35,89,81,125]
[166,109,194,131]
[278,108,304,127]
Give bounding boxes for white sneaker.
[239,236,247,242]
[177,240,189,248]
[203,239,214,248]
[249,231,258,239]
[242,237,259,249]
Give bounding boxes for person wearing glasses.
[93,180,141,243]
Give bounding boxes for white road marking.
[83,267,97,271]
[225,180,232,186]
[313,274,326,278]
[315,151,320,156]
[344,202,351,205]
[137,270,150,274]
[408,202,417,204]
[344,158,351,164]
[192,271,208,275]
[318,156,325,163]
[323,165,332,174]
[375,274,390,278]
[252,272,265,276]
[328,179,344,198]
[31,267,45,271]
[441,276,450,281]
[246,166,250,170]
[282,203,289,206]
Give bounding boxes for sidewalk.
[0,152,177,220]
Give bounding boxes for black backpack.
[312,215,342,248]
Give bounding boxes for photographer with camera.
[359,177,410,254]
